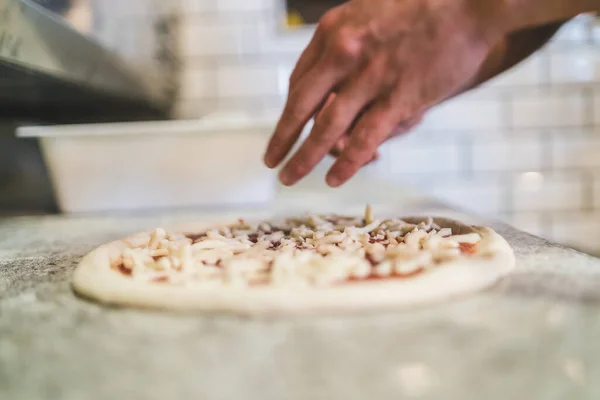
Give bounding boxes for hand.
[320,93,424,163]
[264,0,503,187]
[329,110,425,164]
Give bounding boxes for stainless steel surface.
[0,0,181,213]
[0,0,175,120]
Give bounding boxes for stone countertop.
[1,176,600,400]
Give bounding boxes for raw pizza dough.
[72,210,515,315]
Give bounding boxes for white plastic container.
[17,114,279,213]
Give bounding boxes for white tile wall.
[179,68,217,100]
[101,3,600,255]
[180,0,218,13]
[218,96,284,113]
[180,21,261,57]
[258,26,313,54]
[512,172,585,212]
[471,135,544,171]
[421,93,505,131]
[551,15,594,45]
[422,176,507,215]
[387,134,464,175]
[217,64,286,97]
[511,90,587,129]
[182,0,270,13]
[549,46,597,84]
[592,20,600,45]
[93,0,171,18]
[592,89,600,125]
[592,173,600,208]
[551,130,600,169]
[217,0,273,12]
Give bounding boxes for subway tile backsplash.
[180,22,261,57]
[421,94,505,131]
[216,0,272,12]
[549,46,597,84]
[471,136,544,172]
[396,173,508,215]
[511,172,586,212]
[180,68,217,100]
[388,140,463,175]
[217,64,284,97]
[510,90,588,128]
[124,2,600,254]
[551,131,600,169]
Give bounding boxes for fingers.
[316,93,337,123]
[289,7,343,89]
[288,30,323,90]
[329,132,380,165]
[329,135,349,158]
[278,62,385,186]
[394,112,424,137]
[263,61,344,169]
[326,101,401,187]
[265,13,370,170]
[325,92,426,186]
[384,112,424,143]
[263,9,348,170]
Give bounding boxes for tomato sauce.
[459,242,477,255]
[346,267,425,283]
[114,263,132,276]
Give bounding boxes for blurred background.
[2,0,600,256]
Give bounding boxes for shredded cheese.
[113,207,482,287]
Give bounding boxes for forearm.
[446,21,565,101]
[479,0,598,32]
[445,0,597,101]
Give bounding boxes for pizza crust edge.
[71,217,515,315]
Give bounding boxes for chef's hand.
[321,93,425,162]
[263,0,503,187]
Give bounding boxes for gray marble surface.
[1,177,600,399]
